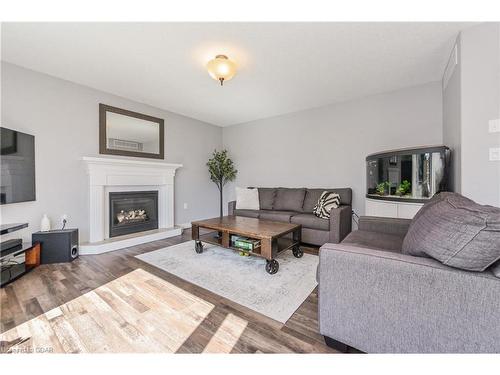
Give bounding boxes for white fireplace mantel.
[80,156,183,254]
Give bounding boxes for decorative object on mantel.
[99,104,165,160]
[207,150,237,218]
[40,214,51,232]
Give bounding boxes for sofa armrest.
[358,216,412,237]
[228,200,236,215]
[329,205,352,243]
[318,243,500,353]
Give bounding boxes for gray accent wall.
[1,62,222,242]
[222,82,443,216]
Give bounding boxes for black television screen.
[0,127,36,204]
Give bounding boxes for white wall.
[223,82,443,216]
[0,63,451,244]
[442,23,500,207]
[442,37,462,193]
[460,23,500,206]
[0,62,222,242]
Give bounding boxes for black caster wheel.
[265,259,279,274]
[195,240,204,254]
[292,245,303,258]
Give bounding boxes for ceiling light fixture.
[206,55,237,86]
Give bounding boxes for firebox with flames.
[116,209,148,224]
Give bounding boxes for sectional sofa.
[318,192,500,353]
[228,187,352,246]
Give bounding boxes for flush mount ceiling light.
[206,55,237,86]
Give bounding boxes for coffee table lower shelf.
[191,217,303,275]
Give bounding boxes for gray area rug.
[135,241,319,323]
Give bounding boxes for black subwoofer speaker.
[32,229,79,264]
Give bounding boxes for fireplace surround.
[81,157,182,254]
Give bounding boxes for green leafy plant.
[376,181,390,195]
[396,180,412,196]
[207,149,237,218]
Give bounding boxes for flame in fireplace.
[116,209,148,224]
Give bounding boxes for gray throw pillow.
[402,192,500,271]
[404,192,474,257]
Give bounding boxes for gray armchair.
[318,216,500,353]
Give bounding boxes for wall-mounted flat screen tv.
[0,127,36,204]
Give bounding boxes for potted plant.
[207,149,237,218]
[376,181,390,196]
[396,180,412,196]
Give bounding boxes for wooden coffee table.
[191,216,303,274]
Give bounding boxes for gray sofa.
[318,215,500,353]
[228,187,352,245]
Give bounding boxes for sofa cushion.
[402,192,500,271]
[491,261,500,278]
[343,230,404,253]
[233,209,260,218]
[235,187,260,210]
[302,227,330,246]
[257,188,276,210]
[291,213,329,231]
[303,188,352,212]
[258,210,295,222]
[273,188,306,212]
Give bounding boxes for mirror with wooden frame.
[99,104,165,159]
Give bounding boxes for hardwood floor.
[1,230,337,354]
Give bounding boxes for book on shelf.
[230,235,261,251]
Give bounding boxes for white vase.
[40,214,51,232]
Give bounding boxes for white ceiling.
[1,22,474,127]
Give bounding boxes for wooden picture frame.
[99,103,165,159]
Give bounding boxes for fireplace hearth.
[109,191,158,238]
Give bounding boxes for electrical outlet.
[489,147,500,161]
[489,119,500,133]
[183,203,188,209]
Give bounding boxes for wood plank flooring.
[1,230,336,354]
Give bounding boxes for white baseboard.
[177,222,192,229]
[80,227,182,255]
[177,218,214,230]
